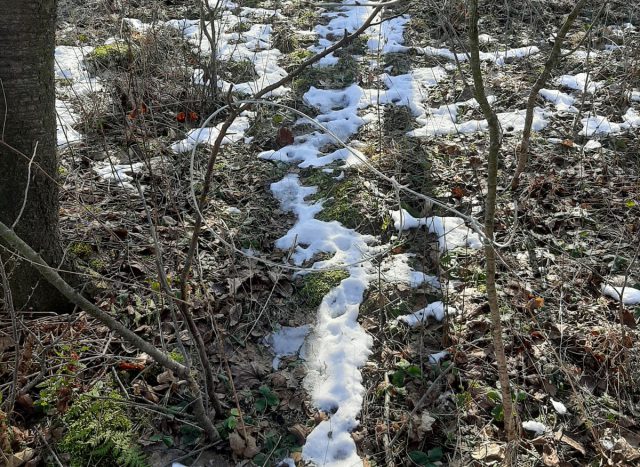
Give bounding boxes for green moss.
[169,350,185,363]
[314,178,365,229]
[300,270,350,307]
[58,384,147,467]
[69,242,93,259]
[87,43,133,72]
[89,258,107,271]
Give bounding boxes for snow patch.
[395,301,454,326]
[390,209,482,252]
[171,116,251,153]
[557,73,602,94]
[602,284,640,305]
[265,325,311,369]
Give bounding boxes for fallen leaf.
[117,361,145,371]
[471,443,503,461]
[229,431,246,457]
[620,309,637,329]
[7,448,35,467]
[543,444,560,466]
[276,126,294,148]
[451,186,467,199]
[243,434,260,458]
[554,430,586,455]
[288,424,308,444]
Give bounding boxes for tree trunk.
[468,0,518,453]
[0,1,70,311]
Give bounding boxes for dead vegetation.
[1,0,640,466]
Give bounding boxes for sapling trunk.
[467,0,518,452]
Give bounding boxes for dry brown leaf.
[471,443,503,461]
[289,424,309,444]
[243,434,260,458]
[620,309,637,329]
[7,448,35,467]
[543,444,560,466]
[157,369,177,385]
[613,437,640,463]
[554,430,586,455]
[276,126,295,148]
[229,431,246,457]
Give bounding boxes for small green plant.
[390,359,422,387]
[222,408,241,432]
[408,447,443,467]
[36,346,85,413]
[253,432,301,467]
[255,385,279,413]
[300,270,349,307]
[58,384,147,467]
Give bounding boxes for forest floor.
[2,0,640,466]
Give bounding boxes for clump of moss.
[86,43,133,73]
[300,270,350,307]
[58,385,147,467]
[69,242,93,260]
[315,178,366,229]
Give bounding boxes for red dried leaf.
[117,361,146,371]
[276,126,294,148]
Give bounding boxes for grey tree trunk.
[0,1,70,311]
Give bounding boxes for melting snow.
[395,301,454,326]
[171,116,251,153]
[265,325,311,369]
[522,420,547,436]
[579,115,626,136]
[270,173,380,467]
[557,72,602,93]
[390,209,482,252]
[602,284,640,305]
[539,88,578,113]
[550,398,568,415]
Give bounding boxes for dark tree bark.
[0,1,70,311]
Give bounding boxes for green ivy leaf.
[255,398,267,412]
[427,447,443,461]
[408,450,437,466]
[491,404,504,422]
[224,416,237,430]
[390,371,405,387]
